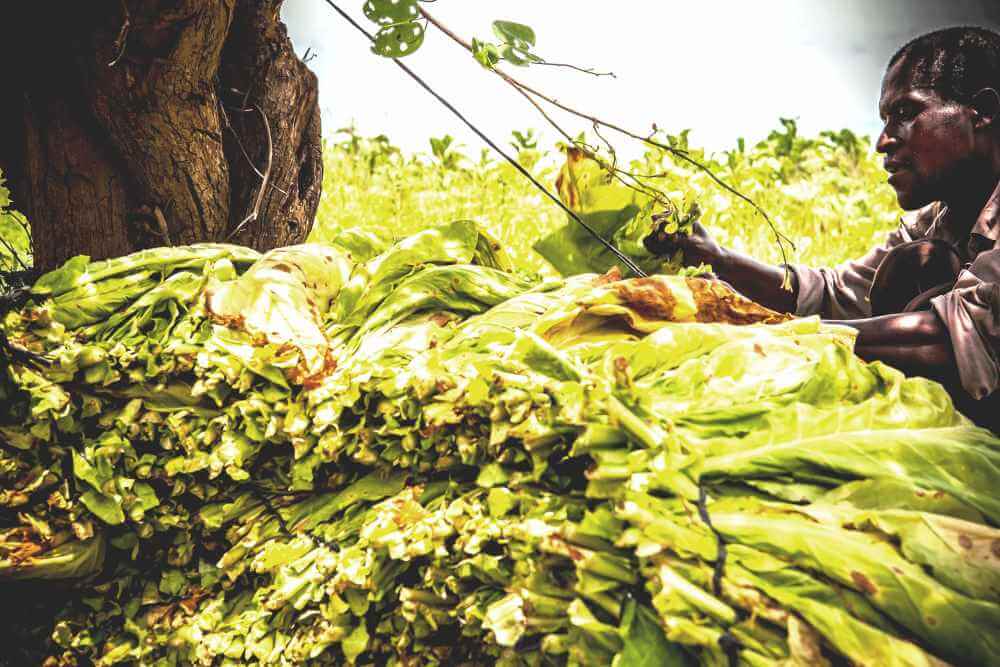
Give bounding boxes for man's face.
[877,58,979,210]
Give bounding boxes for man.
[647,27,1000,431]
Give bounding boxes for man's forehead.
[882,57,922,94]
[879,59,940,109]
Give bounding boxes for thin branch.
[228,105,274,241]
[219,102,289,197]
[531,60,615,78]
[419,6,795,271]
[108,0,131,67]
[0,233,28,271]
[153,206,173,246]
[504,62,670,211]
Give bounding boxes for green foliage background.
[312,120,901,276]
[0,120,902,279]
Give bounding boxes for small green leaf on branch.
[372,21,426,58]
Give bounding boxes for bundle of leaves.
[1,221,997,666]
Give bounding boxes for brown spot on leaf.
[297,350,339,390]
[593,266,624,286]
[687,278,792,325]
[926,616,938,627]
[430,313,452,327]
[271,262,294,273]
[851,571,878,596]
[614,277,679,321]
[555,147,587,211]
[958,534,974,550]
[992,539,1000,559]
[179,589,207,614]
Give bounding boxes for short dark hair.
[888,27,1000,103]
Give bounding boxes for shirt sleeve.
[789,226,909,319]
[931,249,1000,399]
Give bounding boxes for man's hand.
[644,217,726,268]
[643,215,799,314]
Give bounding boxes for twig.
[419,6,795,270]
[531,60,615,78]
[510,73,669,210]
[153,206,173,246]
[108,0,131,67]
[228,105,274,241]
[219,102,289,196]
[0,235,28,271]
[504,53,671,215]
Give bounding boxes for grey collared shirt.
[790,181,1000,400]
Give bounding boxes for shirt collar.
[925,179,1000,254]
[974,179,1000,243]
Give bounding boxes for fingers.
[643,229,682,256]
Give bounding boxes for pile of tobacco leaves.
[0,219,998,666]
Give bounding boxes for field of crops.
[313,121,901,275]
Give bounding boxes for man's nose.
[876,126,898,154]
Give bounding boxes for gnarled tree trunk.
[0,0,322,271]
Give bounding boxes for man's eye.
[893,106,915,121]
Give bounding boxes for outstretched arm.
[644,221,958,384]
[829,311,958,385]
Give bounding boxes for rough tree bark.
[0,0,323,271]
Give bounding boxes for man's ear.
[970,87,1000,131]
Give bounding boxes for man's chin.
[894,189,932,211]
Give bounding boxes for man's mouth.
[884,160,908,174]
[884,161,910,186]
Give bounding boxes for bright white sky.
[283,1,1000,158]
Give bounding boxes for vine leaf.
[492,20,540,66]
[363,0,420,25]
[364,0,424,58]
[492,20,535,50]
[472,38,501,69]
[372,21,425,58]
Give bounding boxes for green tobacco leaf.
[207,243,354,377]
[806,505,1000,603]
[616,600,690,666]
[534,148,655,276]
[713,505,1000,665]
[80,490,125,526]
[821,478,986,523]
[343,623,369,663]
[0,536,105,582]
[701,426,1000,525]
[728,553,951,667]
[32,244,259,299]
